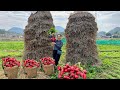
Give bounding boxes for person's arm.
[55,41,63,50]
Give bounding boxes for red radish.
[80,72,84,78]
[71,66,75,71]
[73,65,77,68]
[65,64,69,67]
[51,37,56,42]
[60,72,64,76]
[2,57,20,67]
[71,73,75,77]
[75,75,79,79]
[83,70,87,74]
[75,68,79,72]
[64,76,70,79]
[64,69,68,72]
[57,64,87,79]
[67,68,71,71]
[58,75,62,79]
[40,57,55,65]
[57,66,61,71]
[23,59,40,68]
[63,66,67,69]
[83,74,86,79]
[76,72,80,75]
[70,71,74,73]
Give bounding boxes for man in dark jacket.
[52,34,63,66]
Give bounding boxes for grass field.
[0,41,120,79]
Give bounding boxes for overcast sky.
[0,11,119,32]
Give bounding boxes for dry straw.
[65,11,101,65]
[23,11,55,61]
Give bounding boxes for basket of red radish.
[57,63,87,79]
[23,59,40,78]
[40,57,55,75]
[2,57,20,79]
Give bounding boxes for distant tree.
[0,29,6,34]
[106,32,112,36]
[115,31,119,35]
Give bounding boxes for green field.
[0,40,120,79]
[0,41,24,59]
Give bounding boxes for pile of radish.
[57,64,87,79]
[40,57,55,65]
[51,37,56,42]
[23,59,40,68]
[2,57,20,67]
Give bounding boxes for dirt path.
[0,67,50,79]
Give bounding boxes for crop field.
[0,40,120,79]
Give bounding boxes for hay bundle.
[65,11,100,65]
[23,11,54,61]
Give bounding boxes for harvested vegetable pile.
[57,63,87,79]
[40,57,55,65]
[2,57,20,68]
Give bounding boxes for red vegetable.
[83,70,87,74]
[80,72,84,78]
[64,76,70,79]
[57,66,61,71]
[23,59,40,68]
[70,66,75,71]
[75,68,79,72]
[57,64,87,79]
[51,37,56,42]
[83,73,86,79]
[67,68,71,72]
[76,72,80,75]
[75,75,79,79]
[2,57,20,67]
[40,57,55,65]
[58,75,62,79]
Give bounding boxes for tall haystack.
[65,11,100,65]
[23,11,54,61]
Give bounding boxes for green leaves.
[48,27,58,35]
[102,59,112,69]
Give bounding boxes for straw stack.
[23,11,54,61]
[65,11,100,65]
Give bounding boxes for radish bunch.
[23,59,40,68]
[40,57,55,65]
[57,64,87,79]
[51,37,56,42]
[2,57,20,67]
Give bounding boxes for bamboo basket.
[42,64,54,75]
[24,66,37,78]
[4,66,19,79]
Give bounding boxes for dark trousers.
[53,50,61,66]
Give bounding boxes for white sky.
[0,11,119,32]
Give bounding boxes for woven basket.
[3,68,8,77]
[4,66,19,79]
[2,61,7,77]
[24,66,37,78]
[42,64,54,75]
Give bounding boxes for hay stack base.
[65,11,101,65]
